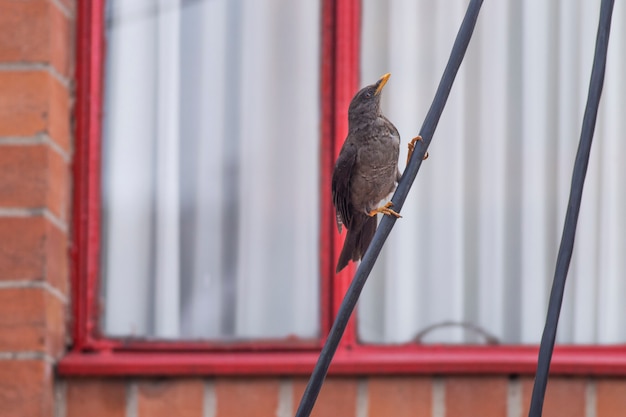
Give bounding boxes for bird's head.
[348,73,390,126]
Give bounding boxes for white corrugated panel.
[359,0,626,345]
[101,0,321,340]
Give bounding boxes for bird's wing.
[332,140,358,233]
[382,116,403,182]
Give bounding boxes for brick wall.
[55,376,626,417]
[0,0,74,416]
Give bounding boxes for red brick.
[521,377,586,417]
[0,217,46,281]
[216,378,280,417]
[0,217,68,295]
[0,1,49,62]
[45,218,69,295]
[49,70,72,151]
[0,71,71,151]
[293,378,357,417]
[48,0,73,77]
[0,359,53,417]
[0,144,70,220]
[45,288,66,357]
[445,377,507,417]
[138,379,204,417]
[0,287,46,352]
[0,1,72,76]
[0,145,47,207]
[0,287,66,356]
[596,379,626,417]
[368,377,431,417]
[46,144,70,221]
[0,72,48,135]
[66,379,127,417]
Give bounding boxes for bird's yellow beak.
[374,73,391,95]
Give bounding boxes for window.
[63,0,626,376]
[101,0,320,341]
[358,0,626,346]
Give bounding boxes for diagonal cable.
[294,1,484,416]
[528,0,615,416]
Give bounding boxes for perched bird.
[332,73,414,273]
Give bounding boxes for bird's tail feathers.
[357,214,377,261]
[335,214,377,273]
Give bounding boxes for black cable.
[294,1,483,416]
[528,1,615,416]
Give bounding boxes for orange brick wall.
[3,1,626,417]
[55,376,626,417]
[0,0,73,416]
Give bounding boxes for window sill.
[57,345,626,376]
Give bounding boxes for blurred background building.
[1,0,626,416]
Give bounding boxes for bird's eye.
[365,90,373,99]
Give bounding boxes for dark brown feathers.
[332,73,400,273]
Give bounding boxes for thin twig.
[293,1,484,416]
[528,1,615,416]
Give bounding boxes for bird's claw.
[368,201,402,218]
[407,135,429,165]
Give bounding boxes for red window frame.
[59,0,626,377]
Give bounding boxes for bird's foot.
[368,201,402,218]
[407,135,429,165]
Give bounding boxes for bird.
[332,73,423,273]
